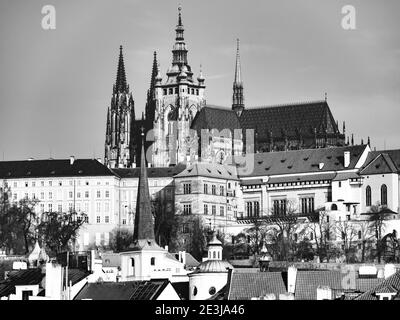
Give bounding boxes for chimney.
[45,262,63,300]
[384,264,396,279]
[344,151,350,168]
[70,156,75,165]
[319,162,325,170]
[164,245,169,252]
[287,266,297,294]
[317,286,333,300]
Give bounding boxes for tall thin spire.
[234,39,242,84]
[133,129,155,242]
[232,38,244,115]
[115,45,127,93]
[145,51,158,126]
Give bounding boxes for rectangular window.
[181,223,190,234]
[58,204,62,212]
[69,191,73,199]
[69,202,73,212]
[183,183,191,194]
[49,181,52,187]
[96,202,101,212]
[220,206,225,216]
[84,202,89,213]
[32,182,36,187]
[246,202,253,217]
[212,205,216,215]
[85,191,89,198]
[13,193,17,200]
[13,182,18,188]
[48,203,53,212]
[105,202,110,212]
[212,185,216,195]
[96,216,100,223]
[220,186,225,196]
[204,204,208,215]
[97,190,101,198]
[300,197,315,214]
[204,184,208,194]
[49,192,52,200]
[105,190,110,198]
[273,199,287,216]
[77,192,81,198]
[105,216,109,223]
[40,203,44,213]
[25,182,28,187]
[183,204,192,215]
[122,219,126,225]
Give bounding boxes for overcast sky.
[0,0,399,161]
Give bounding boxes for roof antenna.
[324,92,327,102]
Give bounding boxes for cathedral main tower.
[104,46,136,168]
[151,6,206,167]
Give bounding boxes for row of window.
[14,190,110,201]
[163,87,200,96]
[38,202,111,214]
[11,180,110,188]
[365,184,387,206]
[182,204,226,216]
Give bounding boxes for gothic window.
[366,186,372,206]
[381,184,387,206]
[183,204,192,215]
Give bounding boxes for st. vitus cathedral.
[104,6,346,169]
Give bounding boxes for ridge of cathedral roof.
[247,99,328,111]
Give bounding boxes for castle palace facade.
[104,6,347,169]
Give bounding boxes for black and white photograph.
[1,0,400,309]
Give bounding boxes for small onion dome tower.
[28,241,41,268]
[259,241,272,272]
[188,232,233,300]
[197,64,205,86]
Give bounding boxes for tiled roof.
[174,162,239,180]
[240,145,367,178]
[355,278,384,292]
[0,159,114,179]
[112,164,186,179]
[355,271,400,300]
[266,173,336,184]
[74,279,170,300]
[333,172,361,181]
[191,106,241,136]
[65,269,90,286]
[360,152,399,175]
[0,268,44,297]
[191,260,233,274]
[172,252,200,269]
[294,270,344,300]
[228,271,287,300]
[239,101,340,140]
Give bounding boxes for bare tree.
[334,218,358,263]
[307,210,335,262]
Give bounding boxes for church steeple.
[166,5,193,82]
[114,45,128,94]
[145,51,158,127]
[133,129,156,242]
[232,39,244,116]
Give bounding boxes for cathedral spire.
[133,129,155,242]
[115,45,128,94]
[232,38,244,116]
[145,51,158,126]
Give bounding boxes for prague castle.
[104,6,347,169]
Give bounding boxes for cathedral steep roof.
[190,106,241,136]
[239,100,340,139]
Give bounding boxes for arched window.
[209,287,216,295]
[381,184,387,206]
[331,204,338,211]
[131,258,135,267]
[150,257,155,266]
[366,186,372,207]
[213,251,216,259]
[193,286,198,296]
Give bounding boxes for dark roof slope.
[191,106,241,136]
[240,145,367,178]
[0,159,114,179]
[0,268,44,297]
[360,152,399,175]
[355,271,400,300]
[295,270,343,300]
[74,280,171,300]
[228,271,287,300]
[239,101,340,140]
[112,164,186,179]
